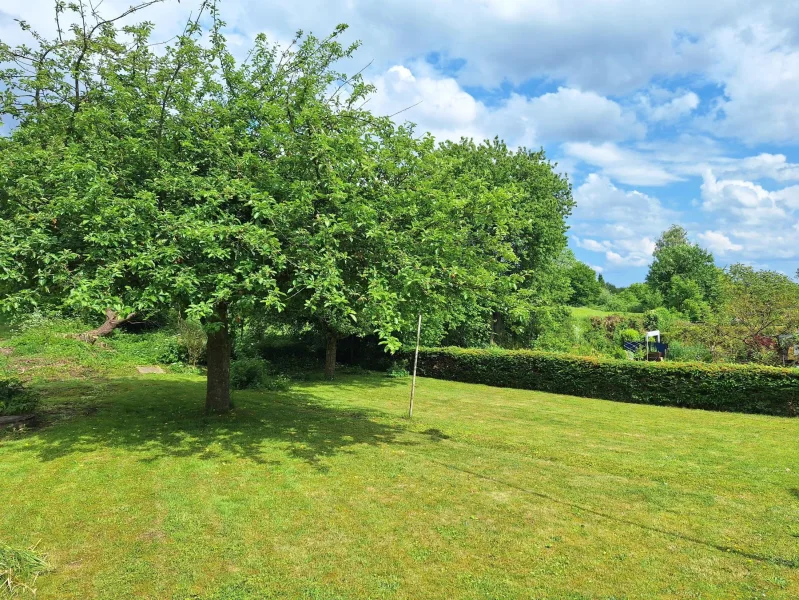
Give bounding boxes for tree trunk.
[205,303,232,413]
[491,311,505,346]
[325,331,337,380]
[78,308,135,342]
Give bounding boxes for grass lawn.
[569,306,638,319]
[1,372,798,599]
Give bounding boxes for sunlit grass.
[1,370,798,598]
[569,306,641,319]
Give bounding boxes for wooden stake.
[409,313,422,418]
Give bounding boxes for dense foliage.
[722,264,799,348]
[645,226,722,321]
[0,1,573,406]
[0,377,39,416]
[411,347,799,416]
[230,357,291,391]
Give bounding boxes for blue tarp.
[623,341,669,354]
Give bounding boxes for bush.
[409,347,799,416]
[177,318,206,365]
[618,328,641,343]
[386,359,409,378]
[230,358,290,391]
[643,307,678,333]
[666,341,712,363]
[610,346,629,360]
[0,378,39,416]
[154,336,187,365]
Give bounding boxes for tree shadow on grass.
[16,377,414,471]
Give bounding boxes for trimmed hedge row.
[409,347,799,416]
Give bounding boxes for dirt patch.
[137,529,166,542]
[136,366,165,374]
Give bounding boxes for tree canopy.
[0,0,574,407]
[646,226,721,320]
[722,264,799,345]
[557,250,601,307]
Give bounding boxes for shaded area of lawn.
[1,373,798,599]
[25,378,408,470]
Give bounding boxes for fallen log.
[76,308,136,343]
[0,414,35,426]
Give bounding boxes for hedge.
[408,347,799,416]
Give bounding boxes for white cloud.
[703,153,799,182]
[370,66,642,147]
[696,171,799,260]
[565,137,799,189]
[370,65,487,143]
[563,142,682,186]
[700,171,799,226]
[516,87,644,142]
[704,22,799,144]
[0,1,196,47]
[570,174,676,268]
[696,230,743,254]
[228,0,741,94]
[639,90,700,123]
[606,251,625,264]
[576,238,606,253]
[1,0,777,98]
[5,0,799,151]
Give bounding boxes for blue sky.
[4,0,799,286]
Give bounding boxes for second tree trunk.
[325,331,337,380]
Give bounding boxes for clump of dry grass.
[0,543,50,597]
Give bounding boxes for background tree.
[557,250,602,307]
[646,226,721,320]
[275,120,439,379]
[429,139,574,347]
[654,224,689,251]
[722,264,799,348]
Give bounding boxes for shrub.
[667,341,712,363]
[594,288,635,313]
[610,346,629,360]
[0,378,39,416]
[386,359,409,378]
[644,308,678,333]
[230,358,290,391]
[154,336,186,365]
[409,347,799,416]
[618,328,641,343]
[590,315,626,336]
[177,318,206,365]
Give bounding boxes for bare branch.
[387,101,422,119]
[327,59,373,103]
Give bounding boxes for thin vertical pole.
[409,313,422,418]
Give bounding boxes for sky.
[3,0,799,286]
